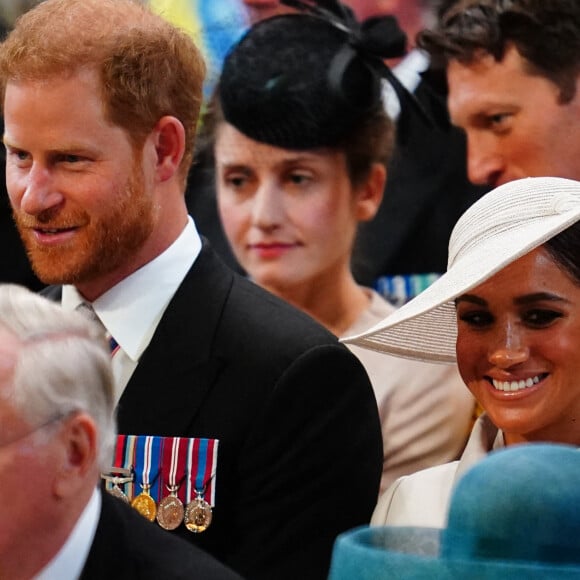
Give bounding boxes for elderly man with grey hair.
[0,284,241,580]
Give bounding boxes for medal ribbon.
[109,435,218,505]
[134,435,162,501]
[124,435,137,499]
[161,437,182,491]
[105,434,127,495]
[169,437,179,488]
[114,434,127,468]
[160,436,193,507]
[185,438,218,506]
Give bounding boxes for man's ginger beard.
[13,158,155,286]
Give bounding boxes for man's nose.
[19,165,64,216]
[466,133,504,187]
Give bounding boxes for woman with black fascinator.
[209,1,474,492]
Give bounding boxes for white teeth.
[492,375,543,392]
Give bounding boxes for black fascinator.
[218,0,431,150]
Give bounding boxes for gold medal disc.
[184,497,213,533]
[131,491,157,522]
[156,494,185,530]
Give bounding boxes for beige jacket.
[345,290,475,493]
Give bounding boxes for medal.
[156,438,185,530]
[132,484,157,522]
[101,467,133,504]
[183,438,217,533]
[131,436,159,522]
[157,485,185,530]
[108,475,132,504]
[109,484,130,504]
[107,434,219,533]
[184,489,213,533]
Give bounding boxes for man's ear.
[53,413,98,499]
[150,115,186,183]
[355,163,386,222]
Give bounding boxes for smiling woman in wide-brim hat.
[343,175,580,528]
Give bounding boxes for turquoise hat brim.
[329,526,580,579]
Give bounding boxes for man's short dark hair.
[420,0,580,102]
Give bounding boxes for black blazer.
[45,242,382,580]
[81,492,243,580]
[352,75,489,284]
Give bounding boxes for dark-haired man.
[420,0,580,188]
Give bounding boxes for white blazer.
[371,414,505,528]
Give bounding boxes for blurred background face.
[240,0,400,22]
[455,247,580,446]
[240,0,431,47]
[215,123,368,296]
[241,0,296,22]
[0,329,60,558]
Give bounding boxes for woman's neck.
[265,269,371,337]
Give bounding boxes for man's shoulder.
[84,493,242,580]
[228,272,338,343]
[214,273,365,388]
[186,242,338,346]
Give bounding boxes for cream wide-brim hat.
[342,177,580,363]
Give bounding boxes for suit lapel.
[116,243,233,435]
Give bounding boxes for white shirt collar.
[34,487,101,580]
[62,217,201,361]
[382,48,430,120]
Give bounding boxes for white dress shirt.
[62,217,202,402]
[35,488,101,580]
[382,48,430,120]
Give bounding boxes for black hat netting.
[218,14,382,150]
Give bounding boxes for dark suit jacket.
[81,492,243,580]
[45,242,382,580]
[352,74,489,284]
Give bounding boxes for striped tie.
[76,302,118,355]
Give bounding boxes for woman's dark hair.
[545,220,580,285]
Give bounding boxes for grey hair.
[0,284,116,472]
